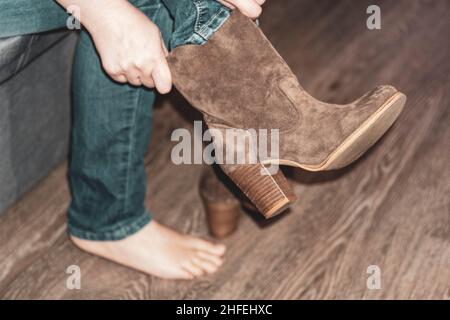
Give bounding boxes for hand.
[218,0,266,19]
[60,0,172,93]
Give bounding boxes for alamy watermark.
[367,5,382,30]
[171,121,280,175]
[66,5,81,30]
[66,265,81,290]
[366,265,382,290]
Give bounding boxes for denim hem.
[174,5,230,48]
[195,6,231,41]
[68,211,152,241]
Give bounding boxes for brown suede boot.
[169,11,406,218]
[199,166,242,239]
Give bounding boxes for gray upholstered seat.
[0,31,77,214]
[0,31,68,85]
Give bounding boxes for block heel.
[200,168,242,238]
[227,164,297,218]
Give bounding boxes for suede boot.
[169,11,406,218]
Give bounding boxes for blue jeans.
[0,0,230,240]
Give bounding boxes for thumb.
[152,56,172,94]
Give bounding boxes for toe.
[196,250,224,267]
[192,257,220,274]
[183,260,205,278]
[190,238,226,256]
[176,270,195,280]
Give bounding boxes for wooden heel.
[228,164,297,218]
[200,167,242,239]
[202,201,241,239]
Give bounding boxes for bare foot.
[70,220,226,279]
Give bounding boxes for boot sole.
[268,92,406,171]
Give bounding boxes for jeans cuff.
[171,2,230,48]
[191,5,231,43]
[68,210,152,241]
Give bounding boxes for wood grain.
[0,0,449,299]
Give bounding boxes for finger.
[111,74,127,84]
[140,74,155,88]
[255,0,266,5]
[162,43,169,57]
[151,57,172,94]
[126,67,142,86]
[126,75,142,87]
[138,64,156,88]
[217,0,235,9]
[159,32,169,57]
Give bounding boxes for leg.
[69,0,232,241]
[68,31,154,240]
[69,0,226,279]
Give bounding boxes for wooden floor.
[1,0,449,299]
